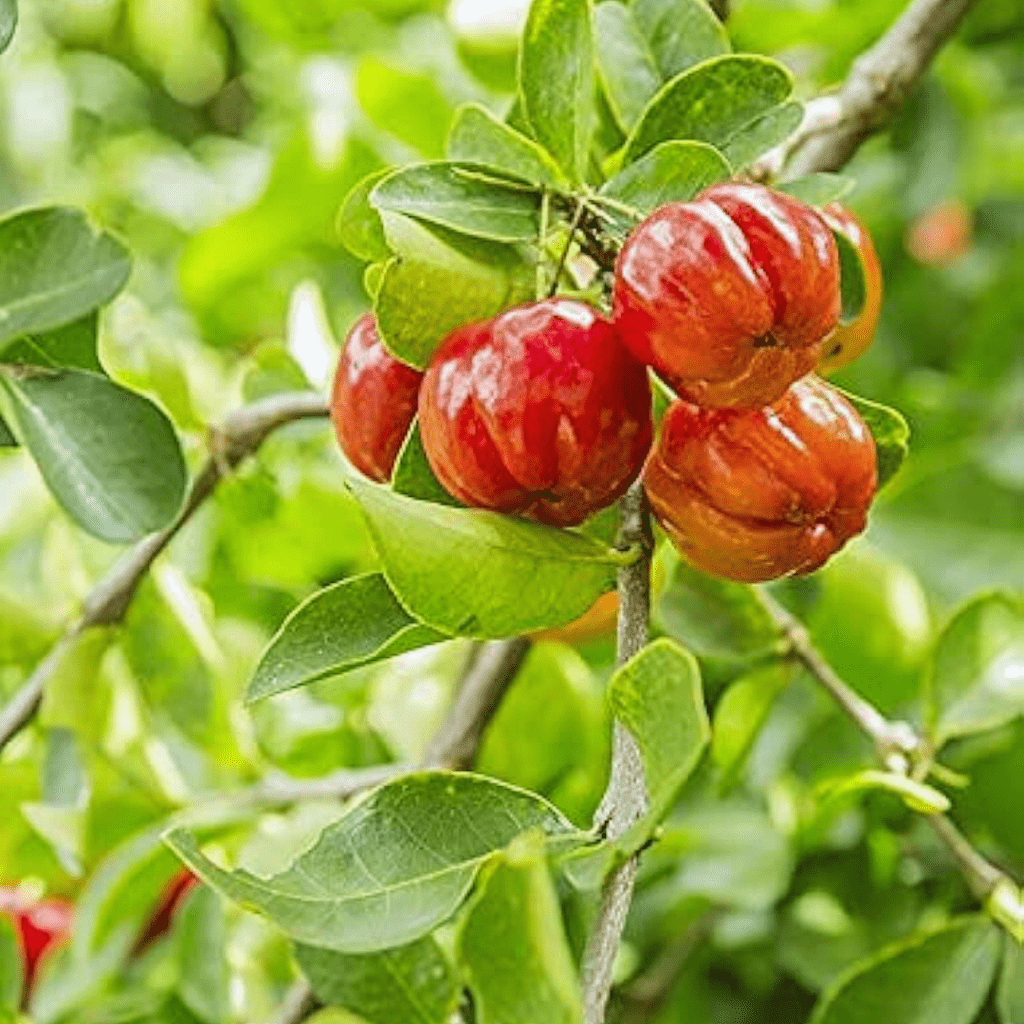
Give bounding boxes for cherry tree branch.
[581,482,654,1024]
[0,391,329,755]
[757,0,981,178]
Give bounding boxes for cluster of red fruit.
[332,184,882,584]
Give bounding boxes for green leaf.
[519,0,596,183]
[599,141,729,223]
[175,887,230,1024]
[0,314,102,374]
[446,104,567,190]
[834,228,867,324]
[338,169,393,263]
[391,421,463,507]
[594,2,662,133]
[348,478,625,639]
[656,554,779,660]
[609,638,710,851]
[780,173,857,208]
[721,100,803,168]
[632,0,730,80]
[624,55,793,165]
[0,367,187,544]
[997,933,1024,1024]
[0,0,15,55]
[374,212,533,370]
[0,208,130,347]
[371,163,541,243]
[838,390,910,492]
[0,918,21,1014]
[0,411,14,446]
[246,573,447,703]
[458,832,583,1024]
[817,769,951,816]
[810,917,1001,1024]
[927,593,1024,747]
[356,60,453,159]
[164,773,582,954]
[297,937,459,1024]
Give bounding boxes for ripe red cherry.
[0,886,73,998]
[418,298,653,527]
[614,183,841,409]
[331,312,423,482]
[644,376,877,582]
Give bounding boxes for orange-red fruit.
[614,183,841,409]
[818,204,883,374]
[418,298,653,528]
[644,376,877,583]
[0,887,73,999]
[905,199,972,266]
[331,313,423,482]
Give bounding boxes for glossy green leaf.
[246,573,447,703]
[632,0,730,80]
[0,314,102,374]
[0,917,21,1013]
[599,141,729,222]
[356,60,453,158]
[338,169,392,263]
[927,593,1024,747]
[458,832,583,1024]
[0,0,15,55]
[391,420,463,507]
[998,934,1024,1024]
[519,0,595,183]
[817,769,951,815]
[0,367,187,544]
[446,104,567,189]
[297,937,459,1024]
[609,638,710,851]
[372,163,541,243]
[594,2,662,132]
[0,208,129,347]
[175,887,230,1024]
[348,478,626,639]
[374,212,532,370]
[780,173,857,208]
[165,773,582,953]
[810,917,1001,1024]
[624,55,793,164]
[721,100,803,168]
[839,390,910,491]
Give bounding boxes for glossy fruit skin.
[331,313,423,482]
[418,298,653,527]
[644,376,877,583]
[818,204,883,374]
[0,887,73,997]
[614,183,841,409]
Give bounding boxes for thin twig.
[755,0,981,178]
[581,482,654,1024]
[270,979,321,1024]
[0,392,329,755]
[549,201,587,299]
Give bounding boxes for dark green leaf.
[519,0,596,183]
[0,0,15,55]
[0,314,102,374]
[246,573,447,703]
[780,173,856,208]
[447,104,567,189]
[624,55,793,164]
[0,917,21,1014]
[338,169,393,263]
[632,0,730,80]
[0,208,130,346]
[927,593,1024,747]
[838,390,910,492]
[810,917,1001,1024]
[721,100,803,168]
[348,478,626,639]
[834,228,868,324]
[391,421,463,507]
[594,2,662,133]
[371,163,541,243]
[356,60,453,158]
[164,773,582,953]
[0,367,187,544]
[175,887,230,1024]
[0,412,15,446]
[458,832,583,1024]
[998,933,1024,1024]
[609,638,709,852]
[374,213,533,370]
[298,937,459,1024]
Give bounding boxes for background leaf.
[175,886,231,1024]
[594,2,663,132]
[391,421,464,507]
[834,228,868,323]
[0,367,187,543]
[839,390,910,491]
[998,934,1024,1024]
[338,169,393,263]
[780,173,857,207]
[632,0,730,80]
[0,917,21,1014]
[721,100,803,167]
[0,314,102,374]
[356,59,453,158]
[0,0,15,56]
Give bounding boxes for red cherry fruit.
[644,376,877,583]
[614,183,841,409]
[331,312,423,482]
[418,298,653,527]
[0,886,73,998]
